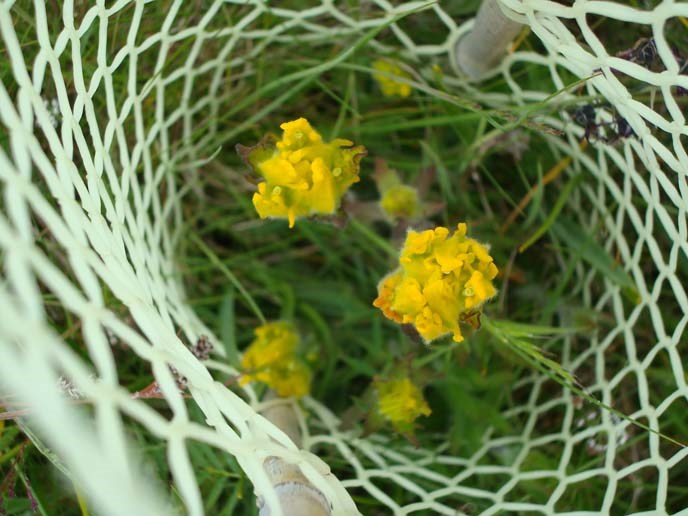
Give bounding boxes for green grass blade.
[191,234,266,324]
[552,217,640,303]
[519,172,584,252]
[484,317,685,449]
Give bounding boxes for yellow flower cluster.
[373,223,498,343]
[375,376,431,426]
[240,322,311,398]
[380,184,420,220]
[242,118,366,228]
[373,158,420,220]
[372,60,412,98]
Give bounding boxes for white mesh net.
[1,0,686,514]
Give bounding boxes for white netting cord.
[0,1,357,515]
[494,0,688,512]
[1,0,687,514]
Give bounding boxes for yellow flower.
[240,322,311,398]
[380,185,420,220]
[373,223,498,343]
[375,376,431,426]
[372,270,404,323]
[238,118,366,228]
[372,59,412,98]
[259,358,311,398]
[276,118,321,150]
[373,158,421,221]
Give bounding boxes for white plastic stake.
[258,394,331,516]
[455,0,523,79]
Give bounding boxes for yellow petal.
[463,270,497,310]
[252,184,289,221]
[402,230,435,257]
[373,270,404,323]
[376,376,431,425]
[422,278,460,325]
[414,306,446,342]
[390,277,427,315]
[307,158,336,213]
[278,118,322,150]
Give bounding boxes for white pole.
[258,394,331,516]
[455,0,523,80]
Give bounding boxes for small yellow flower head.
[373,158,420,221]
[373,223,498,343]
[375,376,431,426]
[240,322,311,398]
[238,118,367,228]
[372,59,412,98]
[380,184,420,220]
